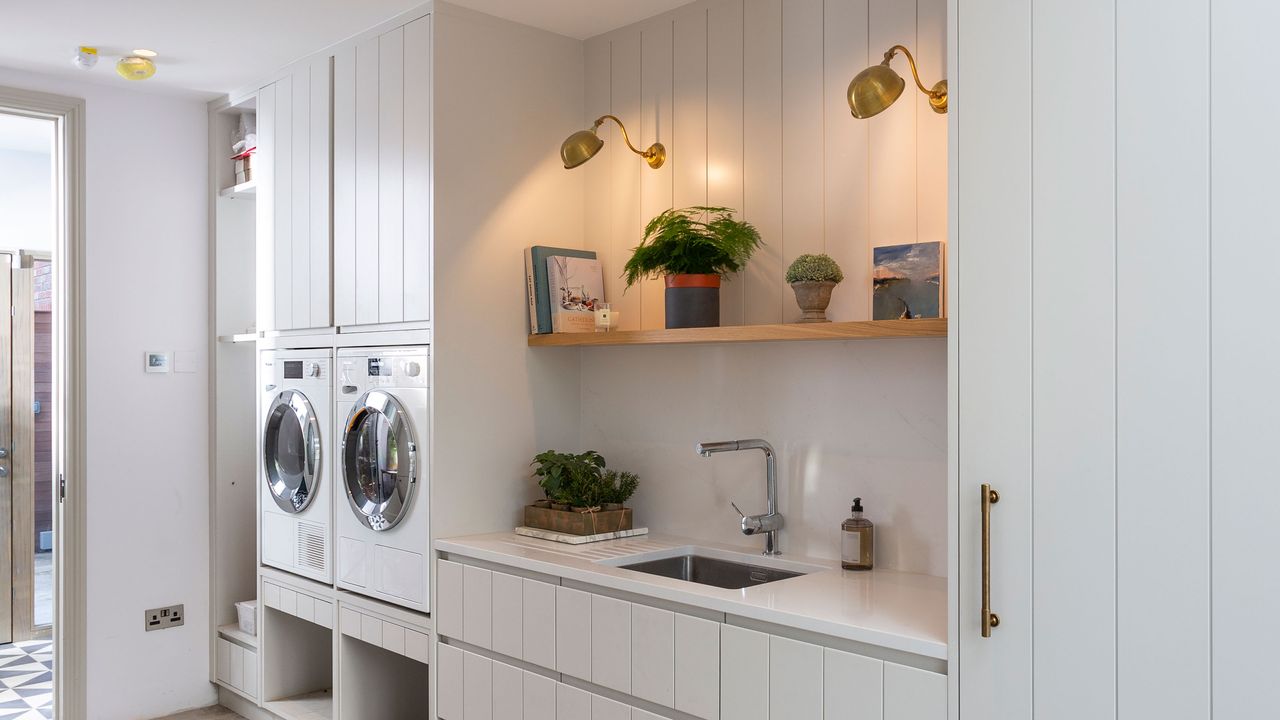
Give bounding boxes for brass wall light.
[561,114,666,170]
[848,45,947,119]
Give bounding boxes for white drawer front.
[770,635,823,719]
[631,604,674,707]
[556,586,592,681]
[590,594,632,694]
[437,558,464,640]
[464,565,495,650]
[675,613,720,719]
[824,647,883,720]
[492,571,524,659]
[523,578,557,670]
[884,662,946,720]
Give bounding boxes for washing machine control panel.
[360,354,430,389]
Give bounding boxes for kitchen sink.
[618,553,805,589]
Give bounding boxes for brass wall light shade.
[848,44,947,119]
[561,114,666,169]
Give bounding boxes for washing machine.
[260,349,333,584]
[335,346,431,613]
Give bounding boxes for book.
[546,256,605,333]
[524,246,597,334]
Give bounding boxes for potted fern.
[786,254,845,322]
[528,450,639,535]
[624,206,762,328]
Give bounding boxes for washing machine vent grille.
[296,520,327,573]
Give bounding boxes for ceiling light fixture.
[116,56,157,81]
[847,44,947,119]
[561,115,665,170]
[73,46,98,70]
[132,48,158,58]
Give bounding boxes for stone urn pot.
[790,281,837,323]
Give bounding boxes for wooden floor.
[153,708,245,720]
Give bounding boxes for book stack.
[525,246,605,334]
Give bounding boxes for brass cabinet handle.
[981,484,1000,637]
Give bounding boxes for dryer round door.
[263,389,323,514]
[341,390,418,531]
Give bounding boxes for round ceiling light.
[116,56,157,81]
[132,48,158,58]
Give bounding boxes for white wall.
[574,0,947,575]
[0,68,213,719]
[0,147,54,252]
[430,4,586,539]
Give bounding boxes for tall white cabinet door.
[377,25,405,323]
[401,14,432,321]
[492,660,524,720]
[332,43,357,327]
[883,663,945,720]
[769,636,822,720]
[271,73,293,332]
[464,650,494,720]
[954,0,1034,717]
[305,54,332,329]
[556,587,592,681]
[492,571,524,658]
[590,594,631,694]
[631,605,674,706]
[523,578,557,670]
[255,82,277,332]
[823,647,882,720]
[352,34,380,325]
[437,643,464,720]
[720,624,769,720]
[674,614,719,720]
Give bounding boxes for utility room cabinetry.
[256,54,333,333]
[332,15,433,328]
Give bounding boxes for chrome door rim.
[263,389,322,514]
[341,390,418,531]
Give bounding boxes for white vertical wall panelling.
[741,0,784,324]
[1031,0,1116,716]
[609,33,643,331]
[273,74,293,331]
[1211,0,1280,716]
[333,45,356,327]
[706,0,746,325]
[354,35,380,325]
[257,82,277,331]
[291,63,311,327]
[914,0,947,249]
[867,0,916,252]
[402,15,432,322]
[673,5,709,213]
[1116,0,1211,717]
[954,0,1034,714]
[639,19,674,329]
[378,26,406,323]
[309,56,332,328]
[582,36,614,318]
[779,0,826,323]
[822,0,869,323]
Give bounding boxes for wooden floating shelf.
[528,318,947,347]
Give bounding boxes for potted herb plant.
[786,253,845,322]
[528,450,639,535]
[624,206,763,328]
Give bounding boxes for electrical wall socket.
[144,604,185,632]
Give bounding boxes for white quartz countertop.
[435,532,947,660]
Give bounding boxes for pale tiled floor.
[0,641,52,720]
[153,707,245,720]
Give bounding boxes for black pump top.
[852,497,864,513]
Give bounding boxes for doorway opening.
[0,108,59,716]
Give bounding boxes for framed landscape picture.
[872,241,945,320]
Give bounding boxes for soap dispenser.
[841,498,874,570]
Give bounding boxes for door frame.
[0,85,87,720]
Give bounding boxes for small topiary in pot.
[785,254,845,323]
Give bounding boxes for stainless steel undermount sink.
[618,553,804,590]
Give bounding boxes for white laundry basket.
[235,600,256,636]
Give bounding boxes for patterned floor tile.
[0,642,52,718]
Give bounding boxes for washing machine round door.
[263,389,322,514]
[341,390,418,531]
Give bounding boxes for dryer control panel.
[337,347,430,398]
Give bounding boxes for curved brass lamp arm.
[884,45,939,100]
[593,115,643,156]
[592,114,667,168]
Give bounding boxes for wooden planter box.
[524,504,633,536]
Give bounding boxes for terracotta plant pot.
[791,281,837,322]
[665,274,721,328]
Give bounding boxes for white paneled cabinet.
[257,54,332,332]
[216,637,258,699]
[555,587,592,681]
[769,635,823,720]
[590,594,631,693]
[720,625,769,720]
[333,14,432,328]
[674,614,719,719]
[631,604,674,707]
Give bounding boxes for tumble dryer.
[260,349,333,584]
[335,346,431,613]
